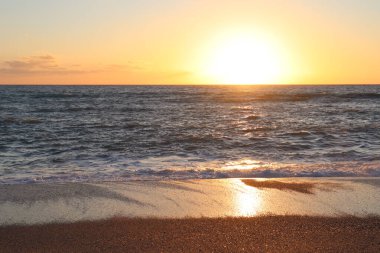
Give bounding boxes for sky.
[1,0,380,85]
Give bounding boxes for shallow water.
[0,85,379,183]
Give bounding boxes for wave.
[285,131,312,137]
[1,117,18,124]
[242,127,274,133]
[120,107,153,112]
[1,160,379,184]
[337,93,380,99]
[209,92,380,104]
[1,117,42,125]
[244,115,260,120]
[31,93,79,99]
[31,92,98,99]
[66,107,95,112]
[22,118,42,124]
[255,92,380,102]
[25,92,380,110]
[255,93,325,102]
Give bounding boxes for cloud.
[5,55,57,70]
[0,55,86,75]
[0,55,193,84]
[0,55,141,76]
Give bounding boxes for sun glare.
[202,32,284,84]
[235,181,262,216]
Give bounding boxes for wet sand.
[1,178,380,225]
[1,216,379,253]
[241,179,317,194]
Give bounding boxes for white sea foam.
[1,156,379,184]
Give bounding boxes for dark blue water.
[0,85,379,183]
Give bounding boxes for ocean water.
[0,85,379,184]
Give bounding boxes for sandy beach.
[1,216,380,252]
[1,178,380,252]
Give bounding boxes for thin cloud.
[0,55,141,75]
[0,55,83,75]
[4,55,57,71]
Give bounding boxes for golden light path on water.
[235,180,262,216]
[224,178,265,217]
[222,159,263,170]
[219,159,265,216]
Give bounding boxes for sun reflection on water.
[235,181,262,216]
[223,159,264,170]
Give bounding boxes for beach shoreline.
[1,178,380,225]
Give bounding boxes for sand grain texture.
[1,216,380,253]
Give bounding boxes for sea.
[0,85,379,184]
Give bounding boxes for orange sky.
[1,0,380,84]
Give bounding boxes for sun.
[202,32,284,84]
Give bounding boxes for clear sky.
[1,0,380,84]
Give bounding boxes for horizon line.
[1,83,380,86]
